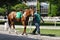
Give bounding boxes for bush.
[0,8,6,15]
[11,4,29,11]
[48,4,58,16]
[0,3,29,15]
[37,1,40,11]
[37,1,40,13]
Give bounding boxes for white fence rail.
[0,19,8,21]
[42,17,60,27]
[0,17,60,27]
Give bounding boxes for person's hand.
[43,21,44,23]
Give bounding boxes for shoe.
[32,32,36,35]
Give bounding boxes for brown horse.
[7,7,34,35]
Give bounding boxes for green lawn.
[16,28,60,37]
[16,28,35,33]
[40,29,60,37]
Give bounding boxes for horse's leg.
[9,21,13,34]
[22,21,27,35]
[13,23,18,34]
[11,20,17,34]
[8,18,11,34]
[8,19,15,34]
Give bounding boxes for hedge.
[11,3,29,11]
[0,3,29,15]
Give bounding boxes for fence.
[42,17,60,27]
[0,19,8,21]
[0,17,60,27]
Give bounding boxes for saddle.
[16,12,22,18]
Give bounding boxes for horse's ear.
[29,6,34,9]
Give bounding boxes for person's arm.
[41,17,44,23]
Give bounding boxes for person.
[32,11,40,34]
[4,21,9,31]
[4,15,9,31]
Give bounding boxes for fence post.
[55,20,56,27]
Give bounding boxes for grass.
[16,28,60,37]
[16,28,34,33]
[40,29,60,37]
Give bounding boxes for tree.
[37,1,40,11]
[0,0,23,15]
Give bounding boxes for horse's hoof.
[9,31,11,34]
[22,33,24,35]
[22,33,27,35]
[22,32,24,35]
[25,33,27,35]
[16,32,18,35]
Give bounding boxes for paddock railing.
[0,17,60,27]
[42,17,60,27]
[0,19,8,21]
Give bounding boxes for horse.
[7,7,34,35]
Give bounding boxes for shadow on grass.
[40,34,56,37]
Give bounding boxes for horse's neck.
[23,10,30,17]
[26,10,31,16]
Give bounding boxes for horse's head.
[29,7,34,17]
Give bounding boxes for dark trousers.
[32,23,40,34]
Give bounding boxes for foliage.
[0,3,28,15]
[48,4,58,16]
[0,0,21,6]
[0,8,6,15]
[0,0,23,15]
[37,1,40,14]
[37,1,40,11]
[11,4,28,11]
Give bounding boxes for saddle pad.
[16,12,22,18]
